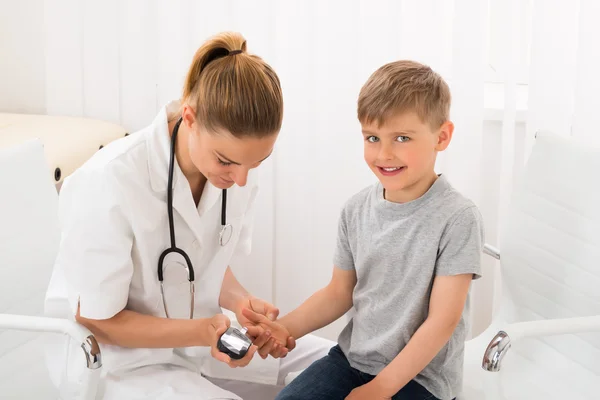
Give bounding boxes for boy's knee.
[275,372,316,400]
[274,385,304,400]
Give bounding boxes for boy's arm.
[242,265,356,350]
[352,273,473,398]
[278,266,357,339]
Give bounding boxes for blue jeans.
[276,345,445,400]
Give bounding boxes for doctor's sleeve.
[56,170,134,320]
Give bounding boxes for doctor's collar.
[147,103,183,193]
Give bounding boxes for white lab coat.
[44,103,333,400]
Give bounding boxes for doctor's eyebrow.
[215,151,273,165]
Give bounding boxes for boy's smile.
[377,165,406,176]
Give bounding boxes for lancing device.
[217,327,252,360]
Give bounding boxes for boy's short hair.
[357,60,451,129]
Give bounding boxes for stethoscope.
[158,117,233,319]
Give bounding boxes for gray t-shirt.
[335,174,483,400]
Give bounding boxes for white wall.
[0,0,46,114]
[0,0,512,342]
[4,0,595,343]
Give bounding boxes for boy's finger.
[271,345,288,359]
[286,336,297,351]
[244,325,264,338]
[258,337,277,359]
[252,330,271,349]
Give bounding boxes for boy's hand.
[234,296,285,357]
[207,314,257,368]
[345,380,393,400]
[242,308,296,359]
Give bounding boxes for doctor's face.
[188,126,278,189]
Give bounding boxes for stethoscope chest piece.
[158,247,195,319]
[219,223,233,246]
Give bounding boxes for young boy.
[244,60,484,400]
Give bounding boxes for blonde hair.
[357,60,451,129]
[182,31,283,138]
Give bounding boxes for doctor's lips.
[376,166,406,176]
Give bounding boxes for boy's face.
[361,111,453,202]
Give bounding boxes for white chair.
[461,131,600,399]
[0,113,127,188]
[0,140,101,399]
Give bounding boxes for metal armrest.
[0,313,102,400]
[482,315,600,372]
[483,243,500,260]
[0,313,102,370]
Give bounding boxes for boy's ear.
[435,121,454,151]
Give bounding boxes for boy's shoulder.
[436,178,483,224]
[340,182,378,215]
[435,178,480,216]
[432,177,485,244]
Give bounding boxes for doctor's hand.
[207,314,257,368]
[242,308,296,360]
[235,296,279,324]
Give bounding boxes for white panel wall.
[572,0,600,145]
[0,0,46,114]
[2,0,509,343]
[83,0,121,124]
[44,0,84,117]
[119,0,158,131]
[525,0,580,159]
[6,0,597,345]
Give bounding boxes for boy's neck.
[384,171,439,204]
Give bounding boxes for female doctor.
[44,31,333,400]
